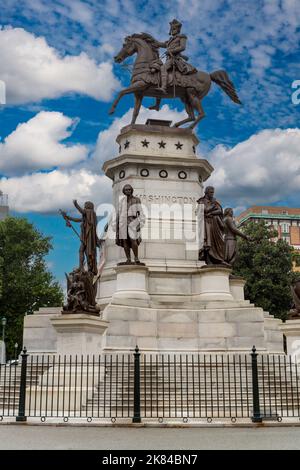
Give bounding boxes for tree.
[234,221,297,321]
[0,217,63,358]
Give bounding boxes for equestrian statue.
[109,19,242,129]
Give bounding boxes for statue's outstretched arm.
[227,218,248,239]
[73,199,84,215]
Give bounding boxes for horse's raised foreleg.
[173,97,195,127]
[131,93,143,124]
[189,101,205,129]
[109,81,147,115]
[187,90,205,129]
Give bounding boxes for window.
[261,209,269,215]
[281,223,290,233]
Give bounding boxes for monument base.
[280,319,300,361]
[51,313,109,356]
[102,265,284,354]
[112,264,150,302]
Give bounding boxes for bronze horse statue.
[109,34,242,129]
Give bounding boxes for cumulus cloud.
[0,169,112,213]
[0,111,87,175]
[91,104,187,168]
[0,104,187,212]
[208,128,300,206]
[0,26,120,104]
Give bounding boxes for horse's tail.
[210,70,242,104]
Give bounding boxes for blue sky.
[0,0,300,287]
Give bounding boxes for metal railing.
[0,346,300,423]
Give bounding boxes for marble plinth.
[193,265,233,301]
[50,313,109,356]
[280,319,300,361]
[230,276,246,301]
[112,264,150,302]
[23,307,61,354]
[100,263,281,354]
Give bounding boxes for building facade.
[0,192,9,221]
[236,206,300,271]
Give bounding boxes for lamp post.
[1,317,7,365]
[14,342,18,362]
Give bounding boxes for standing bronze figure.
[59,199,101,315]
[288,279,300,319]
[60,200,99,275]
[115,184,145,264]
[197,186,225,265]
[109,19,241,129]
[223,208,249,266]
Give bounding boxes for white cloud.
[0,26,120,104]
[0,111,87,175]
[208,128,300,206]
[91,104,187,168]
[0,104,187,212]
[0,169,112,213]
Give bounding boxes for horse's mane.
[128,33,160,50]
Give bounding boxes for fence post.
[16,347,28,422]
[251,345,262,423]
[132,345,141,423]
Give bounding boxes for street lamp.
[14,342,18,362]
[1,317,7,365]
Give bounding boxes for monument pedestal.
[193,265,233,301]
[280,320,300,361]
[97,121,284,355]
[102,264,273,354]
[50,313,109,356]
[26,313,109,414]
[229,276,246,301]
[112,264,150,302]
[23,121,285,358]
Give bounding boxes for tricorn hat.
[169,18,182,33]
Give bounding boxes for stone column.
[193,265,233,301]
[112,264,150,302]
[230,276,246,301]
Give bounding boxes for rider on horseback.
[110,21,242,128]
[154,19,196,94]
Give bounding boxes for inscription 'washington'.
[136,194,197,205]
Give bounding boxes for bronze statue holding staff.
[60,200,100,275]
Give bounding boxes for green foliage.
[292,251,300,267]
[0,217,63,358]
[234,221,297,321]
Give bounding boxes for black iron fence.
[0,346,299,423]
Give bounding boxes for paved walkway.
[1,424,300,449]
